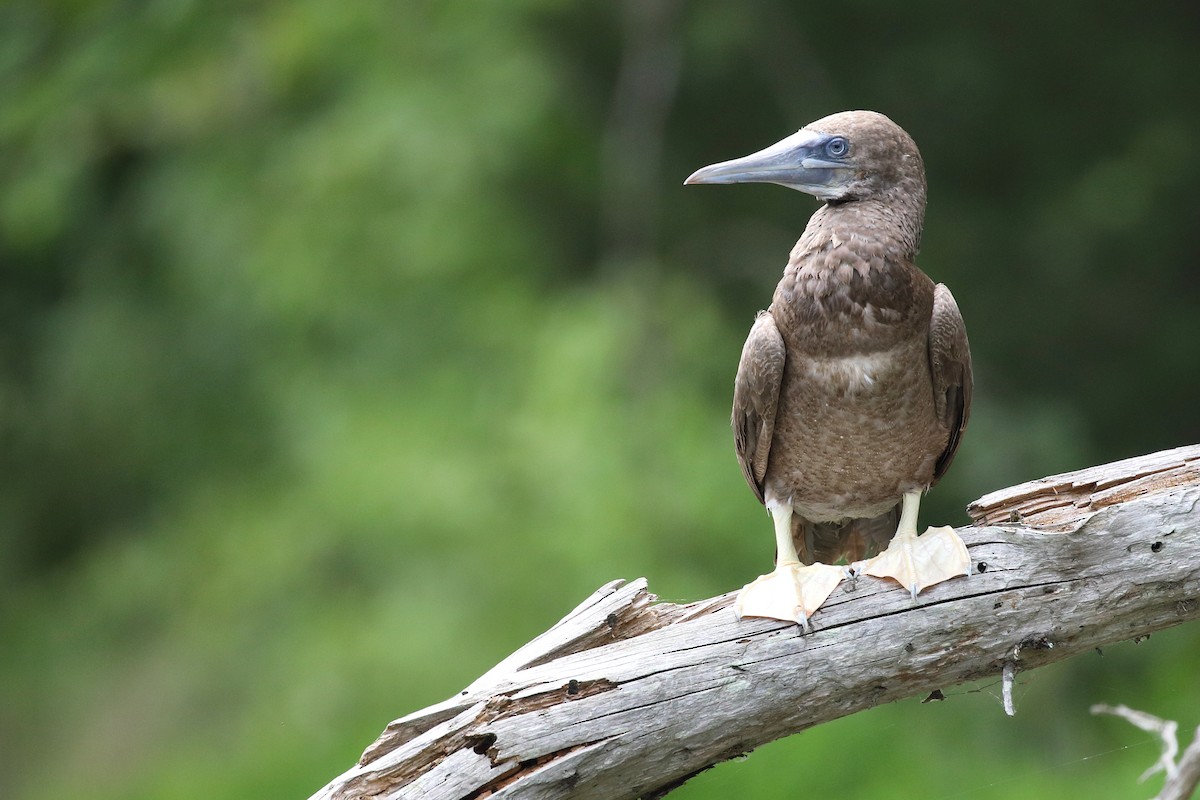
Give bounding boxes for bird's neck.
[772,184,930,350]
[803,189,925,260]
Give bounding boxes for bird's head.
[685,110,924,204]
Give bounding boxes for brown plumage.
[689,110,971,606]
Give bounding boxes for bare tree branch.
[1091,704,1200,800]
[310,445,1200,800]
[1091,704,1179,783]
[1161,727,1200,800]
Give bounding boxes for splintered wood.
[967,444,1200,530]
[310,446,1200,800]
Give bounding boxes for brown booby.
[686,110,972,627]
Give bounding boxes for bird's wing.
[732,310,786,504]
[928,283,973,483]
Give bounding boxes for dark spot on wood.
[1178,599,1197,616]
[469,733,497,755]
[605,612,618,629]
[531,677,615,705]
[1008,509,1022,523]
[976,561,988,573]
[993,601,1002,609]
[904,642,915,653]
[1020,636,1054,651]
[1043,586,1055,594]
[1151,541,1164,553]
[922,689,945,703]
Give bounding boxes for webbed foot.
[735,561,846,628]
[860,524,970,599]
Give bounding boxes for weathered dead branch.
[310,445,1200,800]
[1091,704,1200,800]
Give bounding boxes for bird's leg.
[858,490,971,599]
[735,499,845,628]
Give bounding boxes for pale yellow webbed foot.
[861,524,970,599]
[735,561,846,628]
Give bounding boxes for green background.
[2,2,1198,798]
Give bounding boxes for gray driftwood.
[310,445,1200,800]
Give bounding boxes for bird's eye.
[825,137,849,158]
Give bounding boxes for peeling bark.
[310,445,1200,800]
[967,444,1200,529]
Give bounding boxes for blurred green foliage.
[1,2,1198,798]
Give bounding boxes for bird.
[685,110,972,627]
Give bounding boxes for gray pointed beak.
[684,128,846,195]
